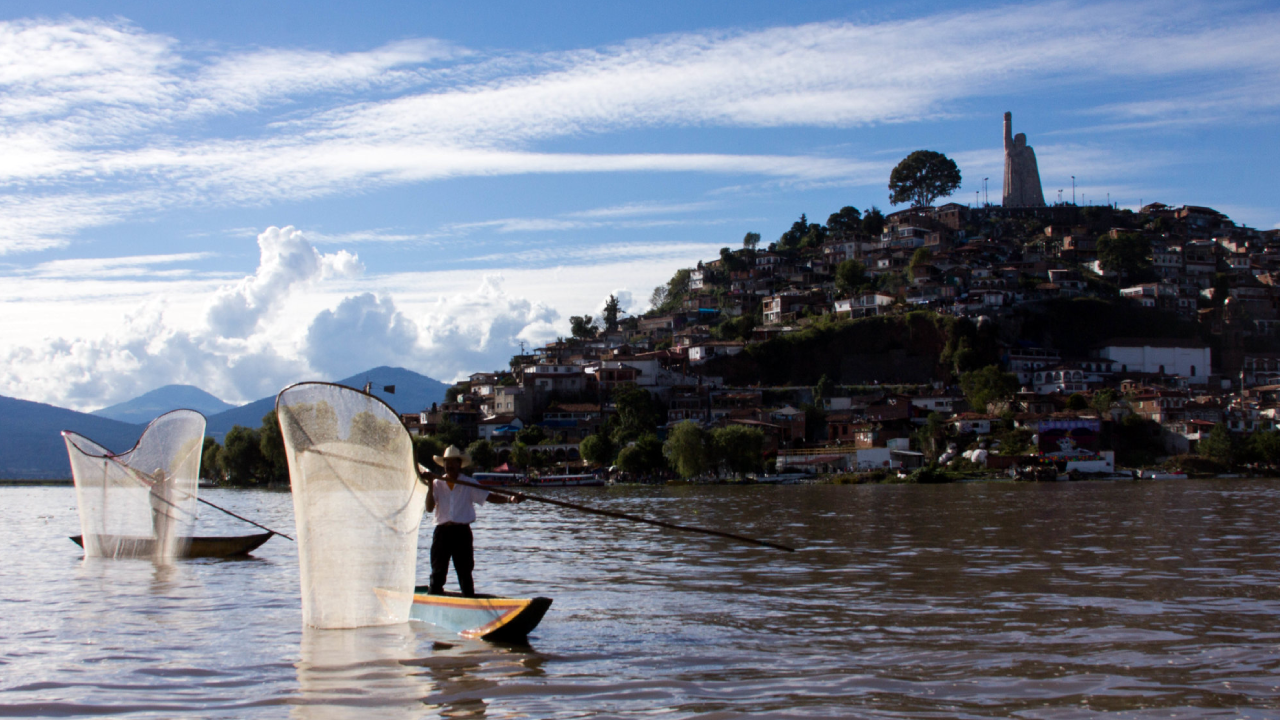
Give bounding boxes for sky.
[2,0,1278,411]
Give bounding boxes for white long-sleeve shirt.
[430,476,488,525]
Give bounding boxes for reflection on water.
[4,482,1280,717]
[295,624,429,720]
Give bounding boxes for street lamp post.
[1072,176,1076,205]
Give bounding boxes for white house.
[1098,339,1211,384]
[687,341,745,365]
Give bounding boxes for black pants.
[430,524,475,597]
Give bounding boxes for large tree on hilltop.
[888,150,962,208]
[826,206,862,239]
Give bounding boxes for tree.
[777,214,808,251]
[466,439,496,471]
[1199,423,1235,466]
[579,433,615,467]
[650,268,691,314]
[959,365,1019,413]
[862,206,885,237]
[1065,393,1089,411]
[516,424,547,446]
[616,434,666,476]
[611,383,663,440]
[1091,388,1118,419]
[888,150,962,208]
[200,437,222,483]
[510,441,532,469]
[800,222,828,249]
[601,294,622,332]
[1096,232,1152,280]
[258,411,289,486]
[1250,430,1280,468]
[220,425,266,487]
[909,248,933,281]
[720,247,747,273]
[663,421,710,479]
[711,425,764,478]
[814,374,834,404]
[570,314,599,339]
[412,435,446,469]
[834,259,868,296]
[826,206,862,239]
[915,412,948,461]
[742,232,761,251]
[432,418,469,449]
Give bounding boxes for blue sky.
[2,1,1278,410]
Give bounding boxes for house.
[833,292,895,318]
[951,413,995,435]
[768,406,806,446]
[1096,338,1211,385]
[478,414,524,442]
[523,363,588,394]
[763,290,825,325]
[538,403,603,443]
[687,341,745,365]
[1132,390,1188,423]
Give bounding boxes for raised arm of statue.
[1003,111,1013,151]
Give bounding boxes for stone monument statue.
[1002,111,1045,207]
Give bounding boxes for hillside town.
[401,195,1280,480]
[396,115,1280,481]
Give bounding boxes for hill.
[92,384,236,424]
[204,366,448,440]
[0,395,144,479]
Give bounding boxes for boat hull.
[70,532,274,558]
[378,587,551,642]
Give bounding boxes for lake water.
[3,480,1280,718]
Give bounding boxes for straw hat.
[433,445,471,468]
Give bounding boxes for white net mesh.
[64,410,206,560]
[277,382,426,629]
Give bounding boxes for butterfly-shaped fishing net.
[277,382,426,629]
[63,410,205,560]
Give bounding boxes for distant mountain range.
[204,366,449,440]
[0,395,145,479]
[0,366,449,479]
[93,384,236,424]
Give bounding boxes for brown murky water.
[3,480,1280,718]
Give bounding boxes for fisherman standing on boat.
[421,445,524,597]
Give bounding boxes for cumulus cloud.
[0,232,590,408]
[205,226,364,337]
[415,275,560,379]
[0,302,306,411]
[304,293,421,378]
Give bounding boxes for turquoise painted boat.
[377,586,552,642]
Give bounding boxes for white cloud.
[1,230,657,408]
[205,226,363,338]
[304,293,421,378]
[413,274,560,380]
[25,252,215,279]
[5,4,1279,248]
[188,39,456,116]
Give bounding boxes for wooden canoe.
[69,532,274,558]
[376,586,552,642]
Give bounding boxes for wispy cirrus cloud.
[3,3,1279,253]
[23,252,216,279]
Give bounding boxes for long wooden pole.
[420,467,795,552]
[195,497,294,542]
